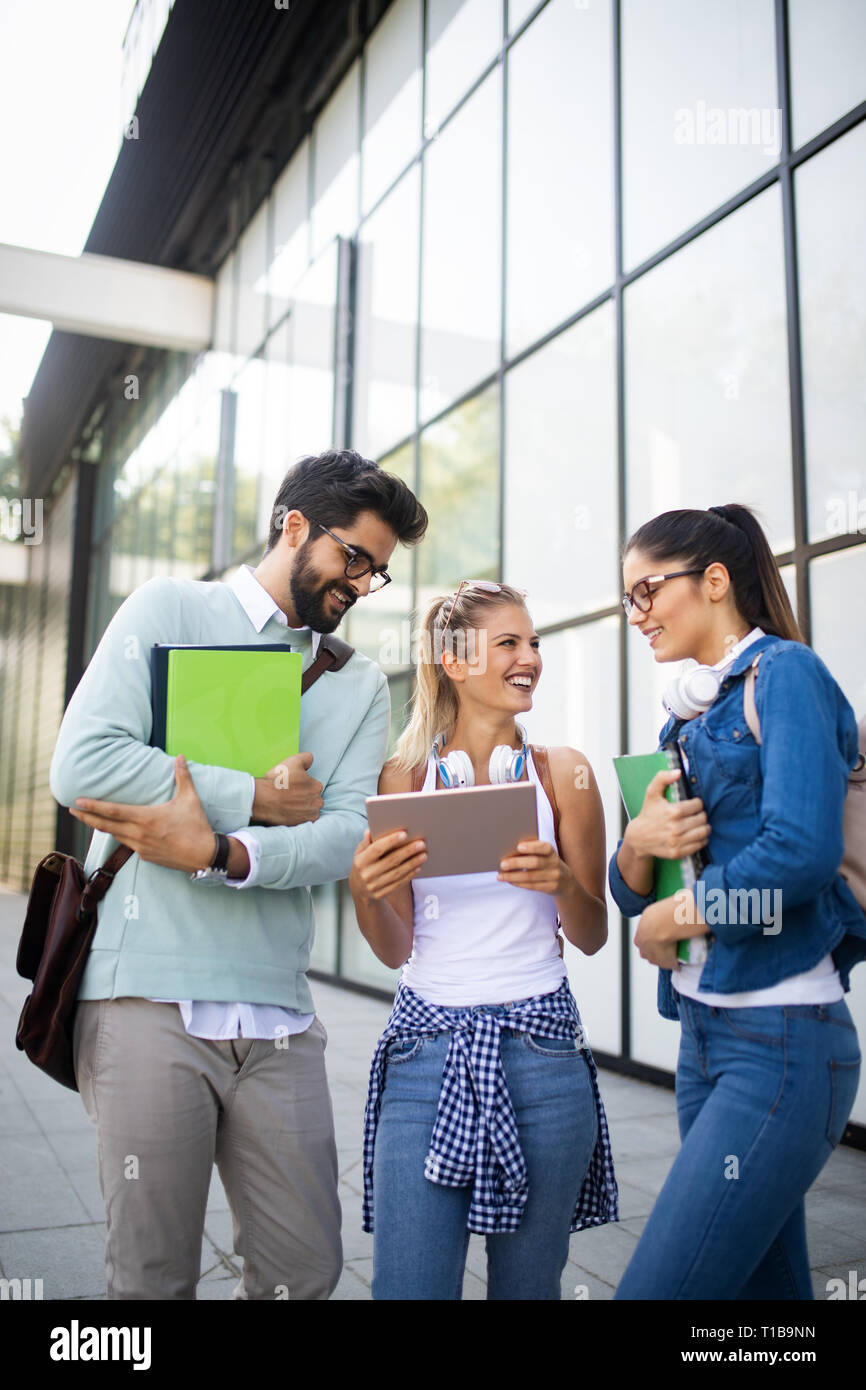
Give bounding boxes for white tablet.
[365,781,539,878]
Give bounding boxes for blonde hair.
[391,583,529,776]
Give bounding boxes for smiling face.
[622,547,712,664]
[446,601,542,716]
[289,510,399,633]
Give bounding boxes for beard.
[289,538,355,634]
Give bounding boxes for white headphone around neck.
[662,630,764,721]
[432,723,528,788]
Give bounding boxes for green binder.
[613,748,708,965]
[150,645,303,777]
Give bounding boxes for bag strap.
[300,633,355,693]
[743,654,763,745]
[529,744,561,854]
[78,843,135,919]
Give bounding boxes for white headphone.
[432,723,529,788]
[662,630,764,721]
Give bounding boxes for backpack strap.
[529,744,561,854]
[300,633,355,694]
[743,654,763,745]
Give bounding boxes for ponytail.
[391,583,529,776]
[625,505,804,643]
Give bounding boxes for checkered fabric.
[362,979,619,1236]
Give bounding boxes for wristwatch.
[190,832,232,883]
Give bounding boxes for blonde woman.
[350,581,618,1300]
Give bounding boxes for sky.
[0,0,136,445]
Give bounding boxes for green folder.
[150,645,303,777]
[613,748,708,965]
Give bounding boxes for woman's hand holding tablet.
[349,827,427,902]
[497,837,574,895]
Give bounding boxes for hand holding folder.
[613,749,710,965]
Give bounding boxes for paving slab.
[1,884,863,1301]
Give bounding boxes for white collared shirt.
[152,564,319,1039]
[223,565,320,891]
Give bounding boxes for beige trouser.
[73,998,342,1300]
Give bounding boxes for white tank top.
[400,748,567,1005]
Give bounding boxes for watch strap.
[210,833,231,872]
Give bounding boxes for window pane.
[213,249,235,354]
[626,188,793,551]
[521,617,623,1055]
[504,303,617,624]
[309,883,338,973]
[810,546,866,719]
[340,885,403,991]
[508,0,539,34]
[236,202,269,359]
[362,0,422,214]
[418,385,500,607]
[261,244,338,513]
[345,443,416,670]
[387,672,414,753]
[232,358,266,558]
[425,0,502,134]
[789,0,866,148]
[353,167,419,461]
[311,62,360,256]
[421,70,501,421]
[269,139,310,331]
[796,124,866,542]
[506,0,614,356]
[622,0,779,268]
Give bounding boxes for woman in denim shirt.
[610,504,865,1301]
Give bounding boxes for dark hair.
[625,504,804,643]
[265,449,428,553]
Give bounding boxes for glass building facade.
[3,0,865,1118]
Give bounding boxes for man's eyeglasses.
[308,519,391,593]
[621,569,705,617]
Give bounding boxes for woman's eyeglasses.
[621,569,705,617]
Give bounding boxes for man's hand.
[70,755,218,873]
[252,751,324,826]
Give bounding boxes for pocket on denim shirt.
[703,722,762,790]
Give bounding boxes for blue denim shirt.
[608,635,866,1019]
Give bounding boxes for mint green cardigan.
[49,576,390,1012]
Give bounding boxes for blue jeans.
[615,997,861,1300]
[371,1012,598,1301]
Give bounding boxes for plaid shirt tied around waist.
[362,979,619,1236]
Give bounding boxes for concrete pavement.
[1,883,864,1300]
